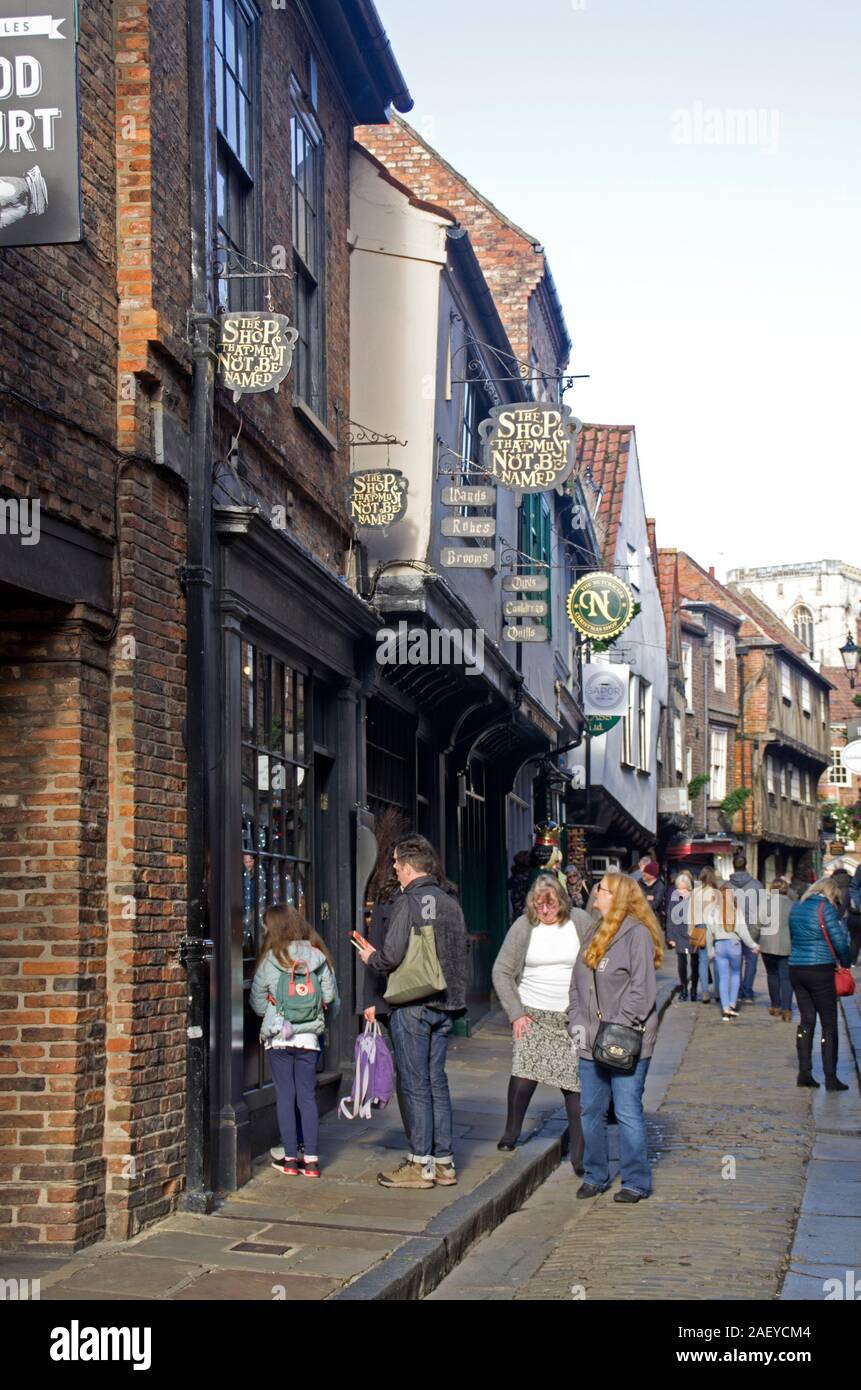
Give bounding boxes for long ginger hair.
[584,873,664,970]
[257,903,334,971]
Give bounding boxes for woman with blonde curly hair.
[492,873,593,1171]
[567,874,663,1203]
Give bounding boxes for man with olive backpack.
[358,835,468,1190]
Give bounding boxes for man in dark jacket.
[639,861,666,922]
[358,835,468,1191]
[846,863,861,965]
[729,853,764,1002]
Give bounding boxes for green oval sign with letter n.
[566,572,635,641]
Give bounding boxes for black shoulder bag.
[592,968,656,1074]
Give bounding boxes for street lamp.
[839,633,858,689]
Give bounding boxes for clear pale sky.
[380,0,861,578]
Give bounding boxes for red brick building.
[0,1,411,1250]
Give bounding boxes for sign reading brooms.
[218,313,298,402]
[478,403,580,498]
[566,572,635,641]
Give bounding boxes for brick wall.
[0,608,111,1249]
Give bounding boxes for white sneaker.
[270,1145,285,1161]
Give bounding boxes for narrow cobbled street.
[430,981,861,1301]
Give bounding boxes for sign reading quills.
[478,403,581,498]
[0,2,81,247]
[218,313,298,403]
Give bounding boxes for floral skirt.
[512,1007,580,1092]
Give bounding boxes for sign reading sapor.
[0,2,81,247]
[219,313,298,402]
[478,403,581,498]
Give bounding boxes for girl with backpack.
[250,904,339,1178]
[706,881,759,1021]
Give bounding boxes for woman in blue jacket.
[789,879,851,1091]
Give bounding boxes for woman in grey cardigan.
[492,873,592,1172]
[760,877,794,1021]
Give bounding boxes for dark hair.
[367,805,408,906]
[700,866,720,889]
[512,851,531,873]
[394,834,438,877]
[732,852,747,871]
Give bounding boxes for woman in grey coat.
[760,877,794,1021]
[492,873,592,1172]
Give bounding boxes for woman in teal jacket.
[788,879,851,1091]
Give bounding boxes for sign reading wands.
[0,2,81,247]
[478,403,581,500]
[218,313,298,402]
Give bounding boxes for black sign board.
[350,469,408,530]
[0,2,81,246]
[218,313,298,402]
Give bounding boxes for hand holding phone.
[351,930,372,953]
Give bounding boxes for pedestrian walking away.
[706,882,760,1021]
[760,877,794,1021]
[358,835,469,1190]
[729,852,765,1002]
[843,861,861,966]
[508,850,531,922]
[688,867,721,1003]
[250,905,339,1179]
[567,873,663,1203]
[665,870,695,999]
[492,873,592,1174]
[789,877,852,1091]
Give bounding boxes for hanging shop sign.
[587,714,620,737]
[441,547,495,569]
[502,573,548,593]
[478,403,581,497]
[503,599,548,619]
[566,572,635,641]
[349,469,408,530]
[504,624,549,643]
[441,484,496,507]
[0,1,81,247]
[582,663,630,718]
[440,516,496,539]
[840,739,861,776]
[218,312,298,402]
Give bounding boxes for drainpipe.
[179,0,218,1213]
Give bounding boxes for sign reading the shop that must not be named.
[349,470,408,530]
[478,403,581,498]
[218,313,298,402]
[0,1,82,247]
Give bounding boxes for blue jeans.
[579,1057,652,1196]
[714,938,742,1011]
[390,1004,454,1161]
[693,946,711,998]
[740,943,758,999]
[762,953,793,1011]
[269,1047,319,1158]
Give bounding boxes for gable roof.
[820,667,859,723]
[656,549,681,654]
[576,424,635,568]
[726,583,810,658]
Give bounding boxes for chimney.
[708,566,715,579]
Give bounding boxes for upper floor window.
[780,661,792,704]
[713,627,726,693]
[682,642,693,711]
[790,767,801,802]
[460,378,490,491]
[779,764,787,797]
[291,76,325,419]
[793,606,815,655]
[828,747,849,787]
[215,0,258,310]
[801,677,811,715]
[766,756,775,794]
[621,674,637,767]
[674,716,683,774]
[709,727,728,800]
[637,681,651,772]
[519,493,552,633]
